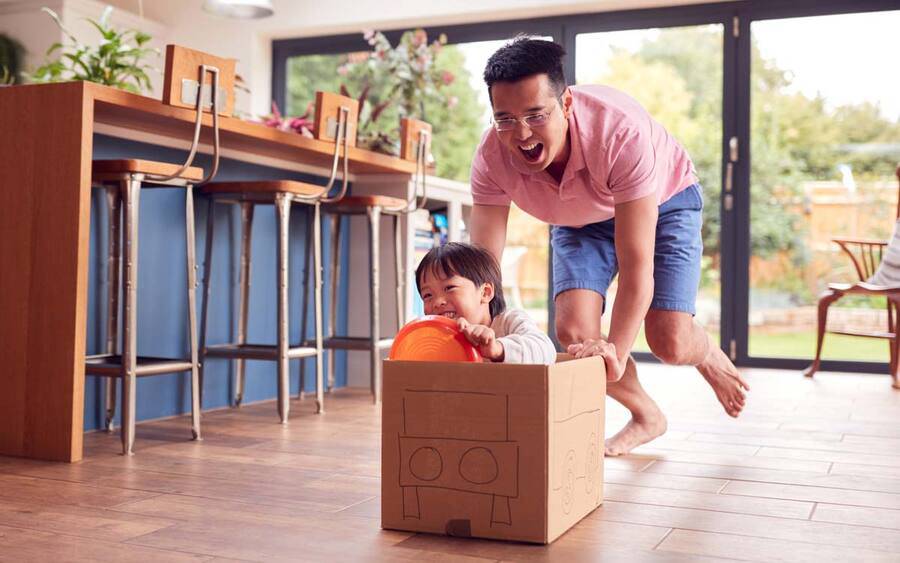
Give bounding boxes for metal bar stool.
[198,92,358,420]
[301,119,431,403]
[86,45,231,454]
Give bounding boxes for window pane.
[576,25,724,352]
[749,11,900,361]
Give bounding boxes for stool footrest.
[85,355,196,377]
[204,343,319,360]
[314,336,394,351]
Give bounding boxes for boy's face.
[490,73,572,173]
[419,269,493,326]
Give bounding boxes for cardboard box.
[381,355,606,544]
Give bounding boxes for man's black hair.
[483,36,567,104]
[415,242,506,319]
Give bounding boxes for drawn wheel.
[562,450,576,514]
[585,433,599,494]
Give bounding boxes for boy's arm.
[494,309,557,365]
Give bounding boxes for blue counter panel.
[84,135,351,431]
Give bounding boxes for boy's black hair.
[415,242,507,319]
[483,36,567,104]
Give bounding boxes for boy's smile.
[419,270,493,327]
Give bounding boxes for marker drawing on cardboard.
[398,389,519,527]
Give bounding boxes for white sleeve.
[491,309,557,365]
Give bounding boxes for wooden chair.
[86,45,233,454]
[198,91,359,419]
[804,164,900,388]
[300,118,432,403]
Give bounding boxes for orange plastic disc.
[389,315,482,362]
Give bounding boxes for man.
[469,37,749,456]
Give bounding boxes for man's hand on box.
[567,339,624,382]
[457,318,504,362]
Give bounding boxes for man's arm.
[608,192,658,367]
[469,204,510,265]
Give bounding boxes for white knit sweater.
[489,308,557,365]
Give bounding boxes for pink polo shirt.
[470,84,698,227]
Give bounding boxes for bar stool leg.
[234,202,254,406]
[198,198,215,405]
[299,206,313,400]
[185,185,201,440]
[104,186,122,433]
[327,214,342,392]
[275,193,292,423]
[393,214,405,330]
[367,206,382,404]
[312,201,325,414]
[120,177,141,455]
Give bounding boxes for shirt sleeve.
[470,143,512,207]
[491,309,557,365]
[606,127,659,204]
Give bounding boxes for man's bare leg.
[556,289,667,456]
[645,310,750,418]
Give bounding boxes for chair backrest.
[397,117,432,212]
[153,45,236,184]
[314,91,359,147]
[311,92,360,203]
[162,45,236,116]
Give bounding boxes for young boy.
[415,242,556,365]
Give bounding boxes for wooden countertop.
[68,81,419,175]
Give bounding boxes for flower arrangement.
[260,100,314,137]
[338,28,456,154]
[30,6,158,94]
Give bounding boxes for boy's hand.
[457,318,504,362]
[567,339,623,382]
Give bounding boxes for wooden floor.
[1,364,898,562]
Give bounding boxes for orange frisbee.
[389,315,482,362]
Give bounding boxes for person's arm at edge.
[469,203,510,265]
[607,192,658,371]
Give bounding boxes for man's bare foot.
[605,404,667,457]
[697,346,750,418]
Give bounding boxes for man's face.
[490,74,572,173]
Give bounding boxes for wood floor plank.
[721,480,900,510]
[756,446,900,468]
[812,503,900,530]
[644,460,900,494]
[657,528,899,563]
[621,449,832,473]
[830,462,900,480]
[597,500,900,553]
[0,524,211,562]
[0,472,159,508]
[604,483,814,519]
[0,499,175,542]
[689,432,900,455]
[604,469,728,493]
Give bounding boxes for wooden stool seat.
[323,195,408,215]
[92,159,205,182]
[203,180,325,197]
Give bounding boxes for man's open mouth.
[519,142,543,163]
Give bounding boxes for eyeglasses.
[492,105,556,132]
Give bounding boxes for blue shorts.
[551,183,704,315]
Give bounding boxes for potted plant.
[29,6,158,94]
[339,29,455,156]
